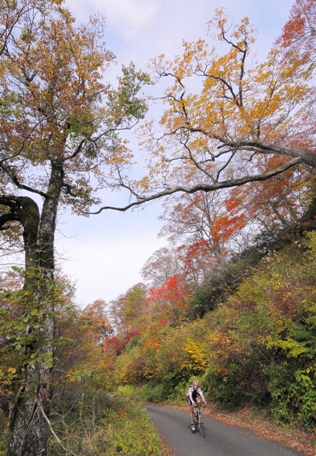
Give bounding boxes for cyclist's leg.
[188,398,194,425]
[188,399,196,431]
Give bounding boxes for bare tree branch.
[40,406,79,456]
[88,156,301,215]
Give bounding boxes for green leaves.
[0,268,69,388]
[107,62,151,128]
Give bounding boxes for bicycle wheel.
[193,412,198,431]
[197,411,205,437]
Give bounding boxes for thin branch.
[181,140,214,180]
[88,156,301,215]
[40,405,79,456]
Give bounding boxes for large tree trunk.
[8,293,55,456]
[7,162,63,456]
[8,364,52,456]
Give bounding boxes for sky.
[57,0,295,307]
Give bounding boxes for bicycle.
[193,402,205,437]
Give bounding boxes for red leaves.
[278,0,316,65]
[280,0,315,46]
[102,331,140,355]
[149,274,187,304]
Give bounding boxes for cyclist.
[186,379,207,431]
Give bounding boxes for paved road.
[143,404,305,456]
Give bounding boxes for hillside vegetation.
[3,228,314,454]
[106,231,316,432]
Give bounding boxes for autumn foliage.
[1,0,316,452]
[47,1,316,434]
[96,0,316,432]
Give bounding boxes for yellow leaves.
[136,176,150,192]
[305,366,313,375]
[7,367,17,374]
[266,337,308,358]
[207,8,227,39]
[184,339,207,369]
[209,330,232,353]
[208,8,256,47]
[180,38,208,76]
[146,5,314,176]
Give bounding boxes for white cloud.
[67,0,162,40]
[56,202,166,307]
[58,232,166,307]
[100,0,161,39]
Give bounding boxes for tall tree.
[0,1,149,454]
[82,299,114,345]
[109,283,149,335]
[93,4,315,219]
[141,246,182,287]
[159,190,246,271]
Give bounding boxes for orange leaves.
[212,213,246,243]
[141,3,316,220]
[279,0,316,59]
[149,274,187,304]
[82,299,114,345]
[229,154,310,231]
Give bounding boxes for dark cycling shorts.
[187,396,200,405]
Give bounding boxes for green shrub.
[135,383,166,403]
[265,363,316,429]
[173,379,189,404]
[105,402,163,456]
[116,384,136,398]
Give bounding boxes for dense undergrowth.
[48,389,163,455]
[113,231,316,431]
[0,389,164,456]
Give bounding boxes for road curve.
[143,404,305,456]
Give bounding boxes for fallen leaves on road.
[159,403,316,456]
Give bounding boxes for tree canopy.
[93,0,315,216]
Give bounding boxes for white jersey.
[186,385,206,403]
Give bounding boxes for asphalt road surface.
[143,404,305,456]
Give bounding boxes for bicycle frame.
[193,402,205,437]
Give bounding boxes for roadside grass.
[47,388,165,455]
[0,388,167,455]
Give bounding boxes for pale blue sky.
[58,0,294,307]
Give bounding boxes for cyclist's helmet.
[192,380,199,387]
